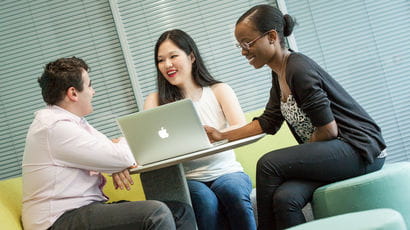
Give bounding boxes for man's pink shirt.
[22,105,136,230]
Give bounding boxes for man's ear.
[66,86,79,102]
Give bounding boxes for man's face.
[77,69,95,116]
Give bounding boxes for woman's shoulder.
[287,52,322,77]
[209,82,239,103]
[144,92,160,110]
[288,52,314,68]
[146,92,159,100]
[210,82,236,98]
[210,82,231,92]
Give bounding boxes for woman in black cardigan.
[205,4,386,230]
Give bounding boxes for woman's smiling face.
[157,39,195,86]
[235,20,274,69]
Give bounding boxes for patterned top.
[280,94,387,158]
[280,94,315,143]
[257,52,386,163]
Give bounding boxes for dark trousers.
[50,200,195,230]
[256,139,385,230]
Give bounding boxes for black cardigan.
[256,52,386,164]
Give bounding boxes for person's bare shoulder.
[210,82,232,95]
[144,92,160,110]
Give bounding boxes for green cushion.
[287,208,407,230]
[0,175,146,230]
[235,109,297,187]
[313,162,410,227]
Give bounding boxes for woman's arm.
[310,120,338,142]
[289,55,338,142]
[211,83,246,131]
[144,92,160,110]
[205,119,264,142]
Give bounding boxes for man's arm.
[49,120,136,173]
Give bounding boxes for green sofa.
[312,162,410,227]
[0,174,148,230]
[0,109,297,229]
[0,176,23,230]
[287,208,407,230]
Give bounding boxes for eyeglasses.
[236,29,275,51]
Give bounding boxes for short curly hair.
[38,57,89,105]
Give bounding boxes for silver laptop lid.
[117,99,212,165]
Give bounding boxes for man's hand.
[111,138,121,143]
[112,168,134,190]
[204,125,224,143]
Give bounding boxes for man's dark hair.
[38,57,88,105]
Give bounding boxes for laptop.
[117,99,223,166]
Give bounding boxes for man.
[22,57,195,230]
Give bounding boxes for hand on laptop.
[112,168,134,190]
[204,125,224,143]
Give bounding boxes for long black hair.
[154,29,220,105]
[236,4,296,48]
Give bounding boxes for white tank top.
[183,86,243,181]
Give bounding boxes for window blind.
[0,0,138,179]
[112,0,278,112]
[285,0,410,162]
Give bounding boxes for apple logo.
[158,127,169,139]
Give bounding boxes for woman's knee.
[272,187,308,213]
[192,192,219,212]
[188,181,219,209]
[272,189,298,212]
[256,151,281,176]
[212,173,252,198]
[188,180,212,198]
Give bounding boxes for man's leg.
[50,200,175,230]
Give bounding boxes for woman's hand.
[112,168,134,190]
[204,125,224,143]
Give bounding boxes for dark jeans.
[256,139,385,230]
[188,172,256,230]
[50,200,195,230]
